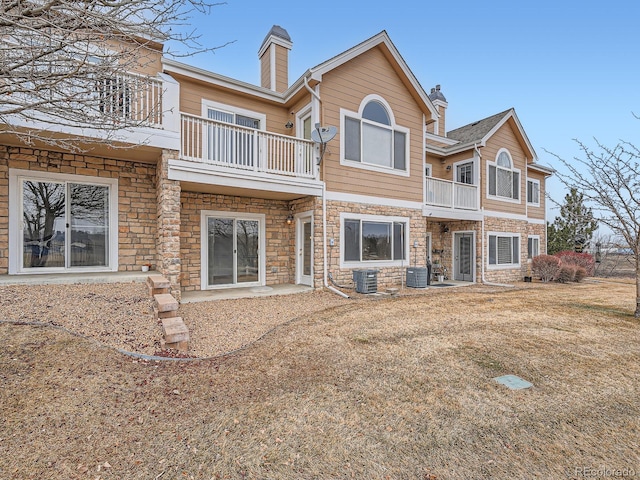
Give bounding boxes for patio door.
[204,213,264,288]
[296,215,313,286]
[454,232,474,282]
[19,178,111,271]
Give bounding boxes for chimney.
[258,25,292,93]
[428,84,448,137]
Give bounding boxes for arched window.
[488,149,520,201]
[343,97,408,173]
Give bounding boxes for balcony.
[1,71,180,156]
[171,114,323,199]
[424,177,482,220]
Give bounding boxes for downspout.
[477,141,514,289]
[306,75,348,298]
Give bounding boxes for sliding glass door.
[21,179,110,270]
[204,213,263,288]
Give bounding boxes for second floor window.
[488,150,520,201]
[527,179,540,205]
[343,98,408,173]
[456,162,474,184]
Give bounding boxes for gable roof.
[303,31,438,118]
[434,108,538,162]
[447,109,512,145]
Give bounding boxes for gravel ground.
[0,282,350,358]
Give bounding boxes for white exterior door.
[296,215,313,286]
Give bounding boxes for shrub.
[556,264,577,283]
[532,254,561,282]
[554,251,595,276]
[573,266,587,282]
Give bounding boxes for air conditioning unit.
[353,269,378,294]
[406,267,429,288]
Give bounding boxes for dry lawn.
[1,280,639,479]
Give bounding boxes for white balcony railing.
[425,177,478,210]
[180,113,316,179]
[95,73,164,127]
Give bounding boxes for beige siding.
[260,51,270,90]
[481,121,528,216]
[526,170,546,221]
[275,45,289,93]
[318,47,427,203]
[176,75,296,135]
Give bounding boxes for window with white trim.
[527,179,540,205]
[527,236,540,259]
[488,150,520,201]
[9,169,118,274]
[343,216,408,264]
[342,97,409,173]
[488,233,520,267]
[456,161,474,184]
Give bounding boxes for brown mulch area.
[1,279,639,479]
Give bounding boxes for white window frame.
[339,212,410,268]
[296,103,313,140]
[487,232,521,269]
[527,178,540,206]
[486,148,521,204]
[8,168,119,274]
[424,163,433,177]
[454,159,476,185]
[340,94,410,177]
[200,210,266,290]
[527,235,540,260]
[201,99,266,130]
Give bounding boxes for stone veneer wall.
[483,216,533,283]
[179,192,296,292]
[428,220,482,282]
[156,151,182,299]
[0,146,157,275]
[320,200,428,290]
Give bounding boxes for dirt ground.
[1,279,639,479]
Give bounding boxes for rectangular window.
[10,169,118,274]
[488,234,520,266]
[456,162,473,184]
[343,115,407,172]
[489,165,520,200]
[343,218,407,263]
[528,236,540,259]
[527,179,540,205]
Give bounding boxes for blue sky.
[169,0,639,222]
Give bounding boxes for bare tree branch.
[0,0,228,150]
[544,130,640,317]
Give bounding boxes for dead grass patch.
[1,280,639,479]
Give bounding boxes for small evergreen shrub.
[532,254,561,282]
[556,264,577,283]
[573,266,587,283]
[554,251,595,276]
